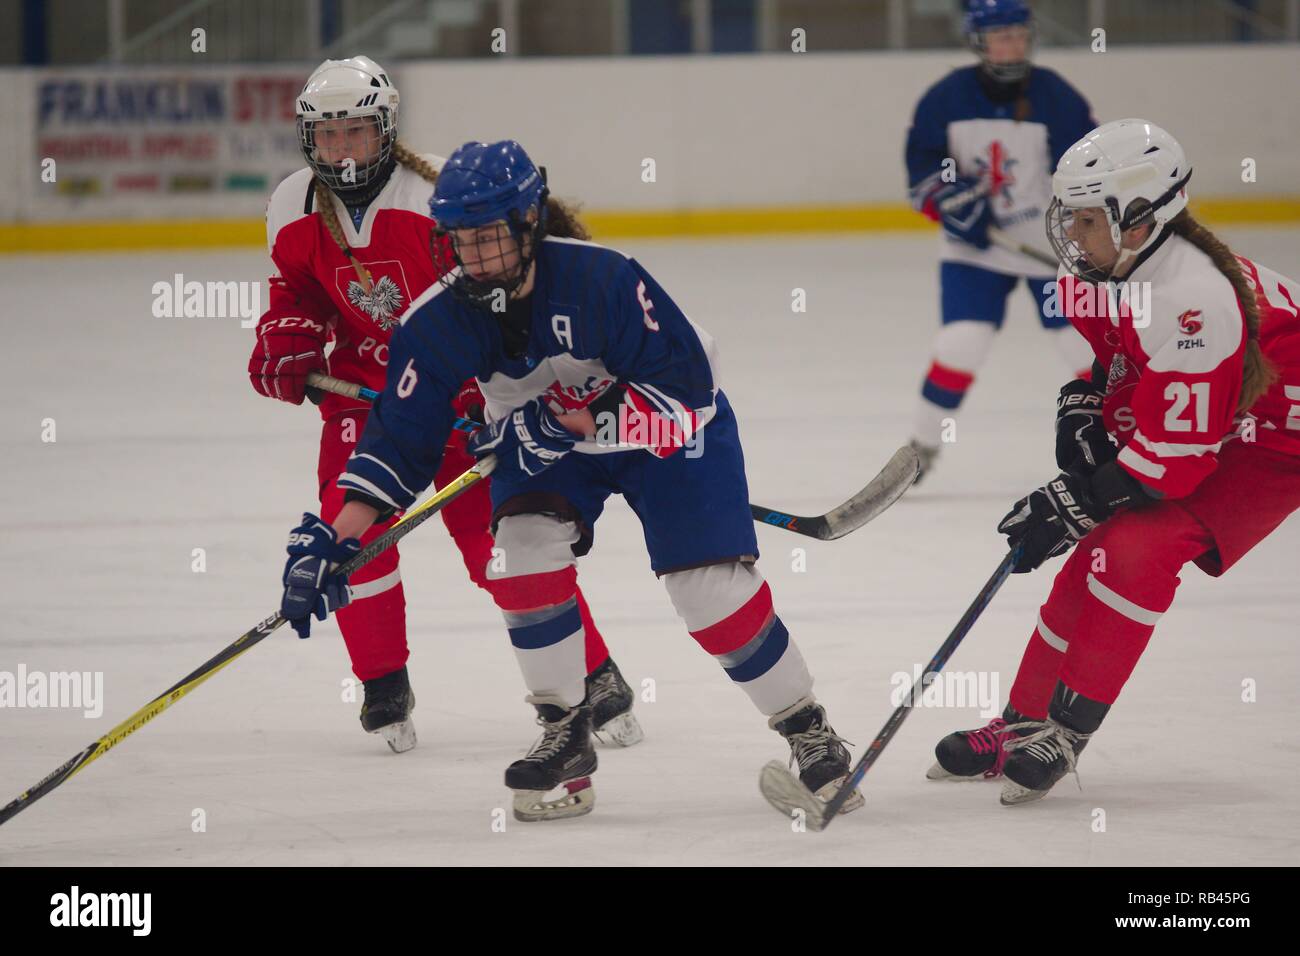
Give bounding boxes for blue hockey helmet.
[429,140,547,231]
[963,0,1034,83]
[429,140,549,309]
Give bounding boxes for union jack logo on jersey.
[348,275,404,331]
[973,140,1018,208]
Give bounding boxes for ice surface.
[2,229,1297,866]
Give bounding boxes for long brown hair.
[1166,210,1277,412]
[314,142,590,289]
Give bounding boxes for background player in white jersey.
[905,0,1097,479]
[928,119,1300,803]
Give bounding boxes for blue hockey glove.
[281,513,361,639]
[932,177,993,250]
[466,397,577,483]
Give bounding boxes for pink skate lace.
[962,718,1014,778]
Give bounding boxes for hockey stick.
[759,544,1022,830]
[306,372,475,434]
[988,228,1059,270]
[0,457,496,828]
[749,445,919,540]
[307,373,920,541]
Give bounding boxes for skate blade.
[1000,780,1050,806]
[593,711,645,748]
[925,761,955,780]
[376,719,417,754]
[925,761,996,781]
[511,777,595,822]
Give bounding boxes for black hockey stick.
[0,459,495,828]
[307,373,920,541]
[749,445,919,540]
[759,544,1022,830]
[935,186,1059,269]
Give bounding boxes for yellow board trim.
[3,197,1299,253]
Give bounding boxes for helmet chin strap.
[1100,167,1192,280]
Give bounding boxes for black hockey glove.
[1054,377,1116,476]
[998,462,1152,573]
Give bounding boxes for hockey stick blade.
[759,760,829,830]
[750,445,920,540]
[760,547,1022,830]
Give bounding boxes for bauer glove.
[1055,378,1116,476]
[467,397,577,483]
[281,513,361,639]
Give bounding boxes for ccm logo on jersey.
[269,316,327,335]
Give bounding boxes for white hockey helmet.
[296,56,399,200]
[1046,118,1192,281]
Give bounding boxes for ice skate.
[360,665,416,754]
[926,704,1024,780]
[1000,683,1108,806]
[764,698,864,817]
[585,657,644,747]
[506,696,597,822]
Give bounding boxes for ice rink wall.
[2,44,1298,252]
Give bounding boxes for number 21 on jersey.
[1164,381,1210,432]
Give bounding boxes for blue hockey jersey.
[338,236,722,513]
[906,65,1096,276]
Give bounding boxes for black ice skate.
[360,666,416,754]
[506,696,597,822]
[1000,682,1110,806]
[926,703,1026,780]
[585,657,644,747]
[766,698,864,815]
[908,439,941,485]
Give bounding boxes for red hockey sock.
[337,577,409,682]
[321,467,409,684]
[1008,627,1062,720]
[1007,543,1094,718]
[575,587,609,674]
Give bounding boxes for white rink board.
[4,45,1299,222]
[0,229,1297,866]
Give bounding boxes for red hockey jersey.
[1059,234,1300,499]
[258,156,451,421]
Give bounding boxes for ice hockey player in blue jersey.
[905,0,1097,480]
[276,140,864,822]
